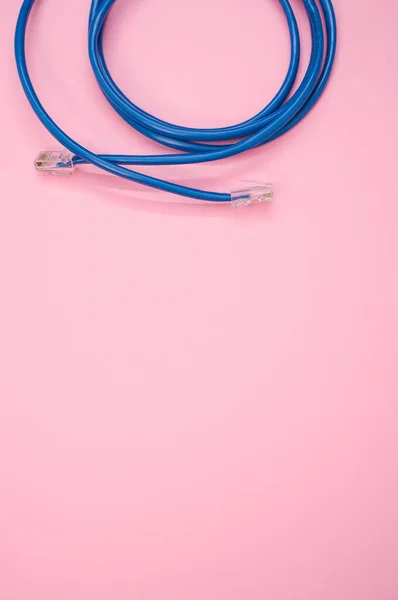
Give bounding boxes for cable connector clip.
[34,150,76,175]
[231,182,273,207]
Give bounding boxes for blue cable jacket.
[14,0,337,202]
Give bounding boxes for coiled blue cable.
[15,0,337,202]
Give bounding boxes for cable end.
[34,150,76,175]
[231,182,273,207]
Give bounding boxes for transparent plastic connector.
[231,183,273,207]
[34,150,76,175]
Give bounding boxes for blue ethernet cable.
[14,0,337,205]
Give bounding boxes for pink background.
[1,0,398,598]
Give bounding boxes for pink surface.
[1,0,398,598]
